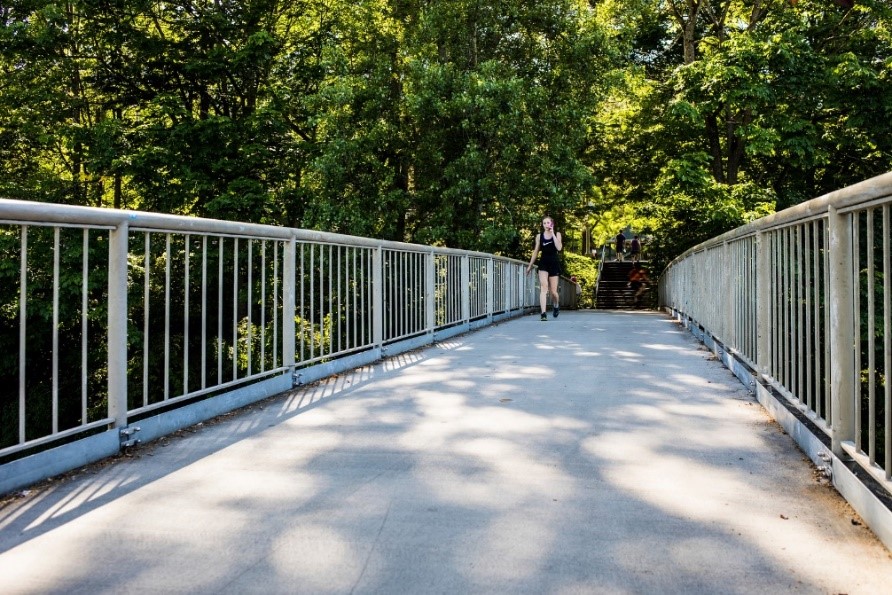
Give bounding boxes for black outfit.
[615,233,626,254]
[538,233,561,277]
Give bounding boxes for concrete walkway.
[2,310,892,594]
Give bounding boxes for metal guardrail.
[0,199,577,491]
[660,172,892,501]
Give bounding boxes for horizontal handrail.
[0,198,520,258]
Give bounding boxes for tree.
[588,0,892,264]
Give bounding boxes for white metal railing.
[660,171,892,495]
[0,199,579,469]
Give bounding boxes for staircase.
[595,261,655,309]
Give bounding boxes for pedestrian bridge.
[3,173,892,591]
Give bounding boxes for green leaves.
[587,0,892,265]
[1,0,890,270]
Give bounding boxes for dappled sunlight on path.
[2,311,892,594]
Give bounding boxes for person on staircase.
[629,235,642,263]
[614,231,626,262]
[628,262,651,308]
[526,216,563,321]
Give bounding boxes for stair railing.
[594,244,607,306]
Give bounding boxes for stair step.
[595,260,655,310]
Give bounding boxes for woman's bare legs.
[548,275,560,316]
[538,270,550,314]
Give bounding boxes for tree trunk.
[669,0,703,64]
[726,109,752,185]
[705,113,725,183]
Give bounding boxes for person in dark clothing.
[615,231,626,262]
[526,216,563,320]
[629,235,641,263]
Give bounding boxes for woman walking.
[526,216,563,321]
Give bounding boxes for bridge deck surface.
[2,310,892,594]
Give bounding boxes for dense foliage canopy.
[1,0,891,266]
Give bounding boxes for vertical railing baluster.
[247,239,253,377]
[797,226,805,400]
[19,226,27,443]
[413,252,419,331]
[412,252,418,330]
[261,240,267,373]
[884,205,892,479]
[772,232,778,376]
[868,209,877,464]
[52,227,60,433]
[402,251,407,336]
[144,233,151,407]
[218,238,224,386]
[233,238,239,381]
[461,256,470,323]
[354,247,360,347]
[420,253,425,330]
[82,229,89,425]
[389,251,395,339]
[336,245,342,354]
[852,215,861,448]
[351,248,357,348]
[805,223,813,412]
[813,221,821,418]
[749,239,756,358]
[824,218,832,422]
[732,242,738,349]
[364,248,370,346]
[788,227,795,392]
[409,252,414,332]
[769,233,776,379]
[184,234,190,396]
[487,258,495,320]
[426,251,435,334]
[273,241,279,369]
[321,243,327,354]
[300,243,305,362]
[310,243,315,361]
[201,236,207,390]
[164,233,171,400]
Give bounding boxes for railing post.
[107,220,129,429]
[756,231,771,375]
[828,205,856,456]
[426,250,435,332]
[461,255,471,322]
[486,258,495,320]
[722,241,732,344]
[373,246,384,348]
[283,238,296,375]
[507,262,514,313]
[516,263,523,313]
